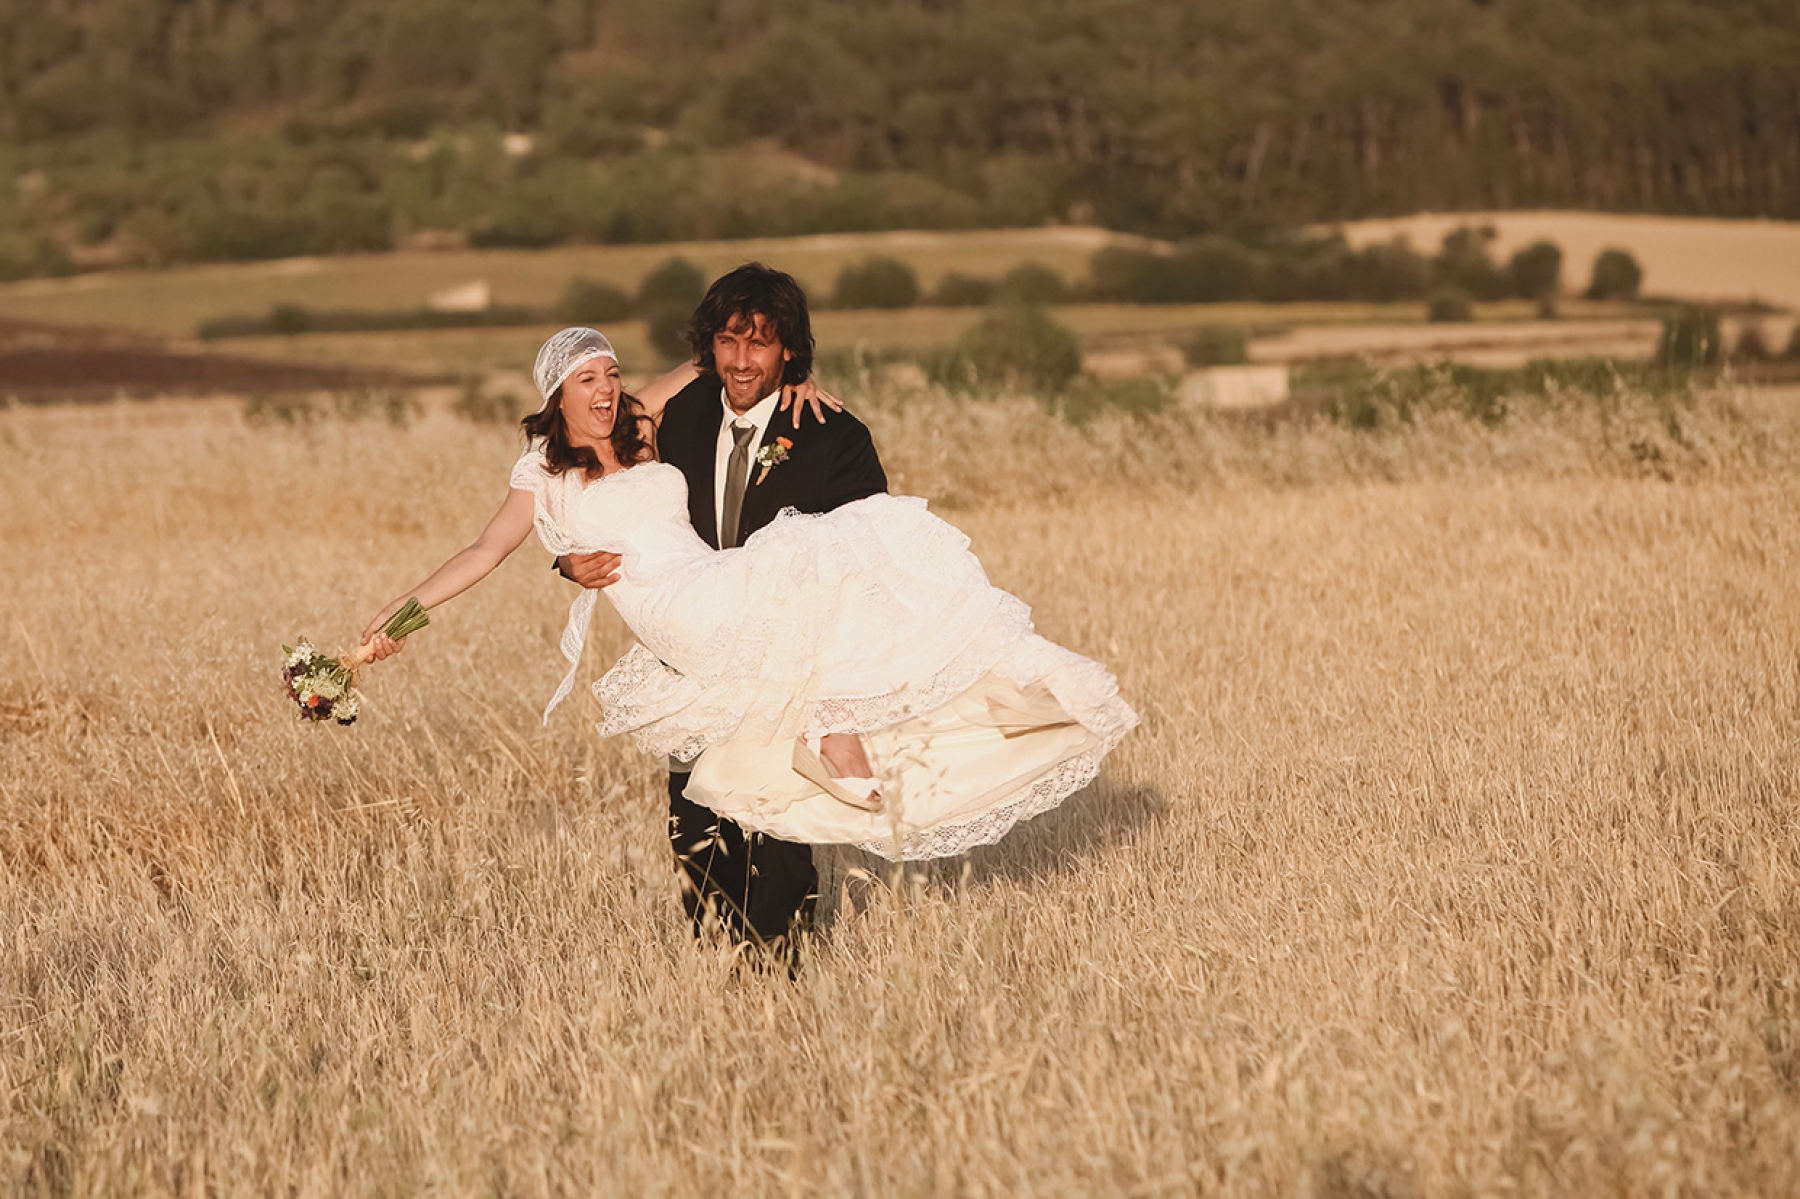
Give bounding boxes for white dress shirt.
[714,388,782,536]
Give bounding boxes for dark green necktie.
[719,421,755,549]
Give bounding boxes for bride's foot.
[818,732,874,783]
[792,734,883,813]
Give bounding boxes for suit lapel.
[740,414,805,534]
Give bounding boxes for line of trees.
[197,235,1648,351]
[2,0,1796,275]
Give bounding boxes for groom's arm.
[557,551,622,588]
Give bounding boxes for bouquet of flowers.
[282,598,430,725]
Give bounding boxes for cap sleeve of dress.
[510,441,550,494]
[510,440,581,558]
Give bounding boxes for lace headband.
[534,327,618,400]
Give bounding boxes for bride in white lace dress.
[361,329,1136,860]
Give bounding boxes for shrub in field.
[637,257,707,312]
[1427,288,1474,323]
[995,262,1066,305]
[0,234,76,282]
[1656,306,1723,368]
[638,257,708,362]
[557,277,634,324]
[453,381,529,423]
[242,393,321,424]
[1308,358,1695,433]
[1508,240,1563,301]
[1089,246,1166,302]
[930,272,996,307]
[1089,239,1263,304]
[1317,363,1509,429]
[1056,376,1172,425]
[1787,324,1800,360]
[199,310,281,339]
[1733,320,1773,362]
[645,307,692,363]
[1433,227,1509,301]
[1343,237,1432,301]
[270,304,311,335]
[330,387,420,425]
[244,388,419,425]
[1181,325,1249,367]
[1587,248,1644,300]
[1256,235,1354,301]
[1170,236,1263,303]
[940,304,1082,394]
[198,304,545,339]
[833,257,920,309]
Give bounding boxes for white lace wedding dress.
[512,445,1137,860]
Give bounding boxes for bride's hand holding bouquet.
[359,595,430,665]
[281,598,431,725]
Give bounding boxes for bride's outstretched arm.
[359,487,536,660]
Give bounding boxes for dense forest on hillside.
[2,0,1798,276]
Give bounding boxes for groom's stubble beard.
[721,355,780,413]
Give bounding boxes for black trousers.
[667,772,818,947]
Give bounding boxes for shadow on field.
[965,777,1166,884]
[817,775,1165,922]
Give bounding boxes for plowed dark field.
[0,318,420,401]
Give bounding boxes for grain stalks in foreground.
[1,387,1798,1196]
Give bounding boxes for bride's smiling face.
[558,355,623,445]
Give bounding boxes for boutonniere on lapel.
[754,437,793,484]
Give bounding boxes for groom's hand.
[559,551,622,589]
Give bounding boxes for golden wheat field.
[3,381,1799,1196]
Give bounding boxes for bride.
[360,328,1136,861]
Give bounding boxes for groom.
[562,263,887,955]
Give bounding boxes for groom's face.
[713,311,791,414]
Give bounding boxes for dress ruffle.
[511,451,1138,858]
[592,496,1040,762]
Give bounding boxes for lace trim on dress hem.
[850,744,1108,861]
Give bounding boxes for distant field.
[0,227,1150,339]
[210,304,1455,382]
[167,301,1658,385]
[5,213,1794,387]
[1342,211,1800,312]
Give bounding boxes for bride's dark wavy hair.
[520,389,654,477]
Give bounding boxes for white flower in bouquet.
[281,598,429,726]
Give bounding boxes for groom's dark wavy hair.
[687,262,814,386]
[520,389,654,478]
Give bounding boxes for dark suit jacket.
[656,375,888,550]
